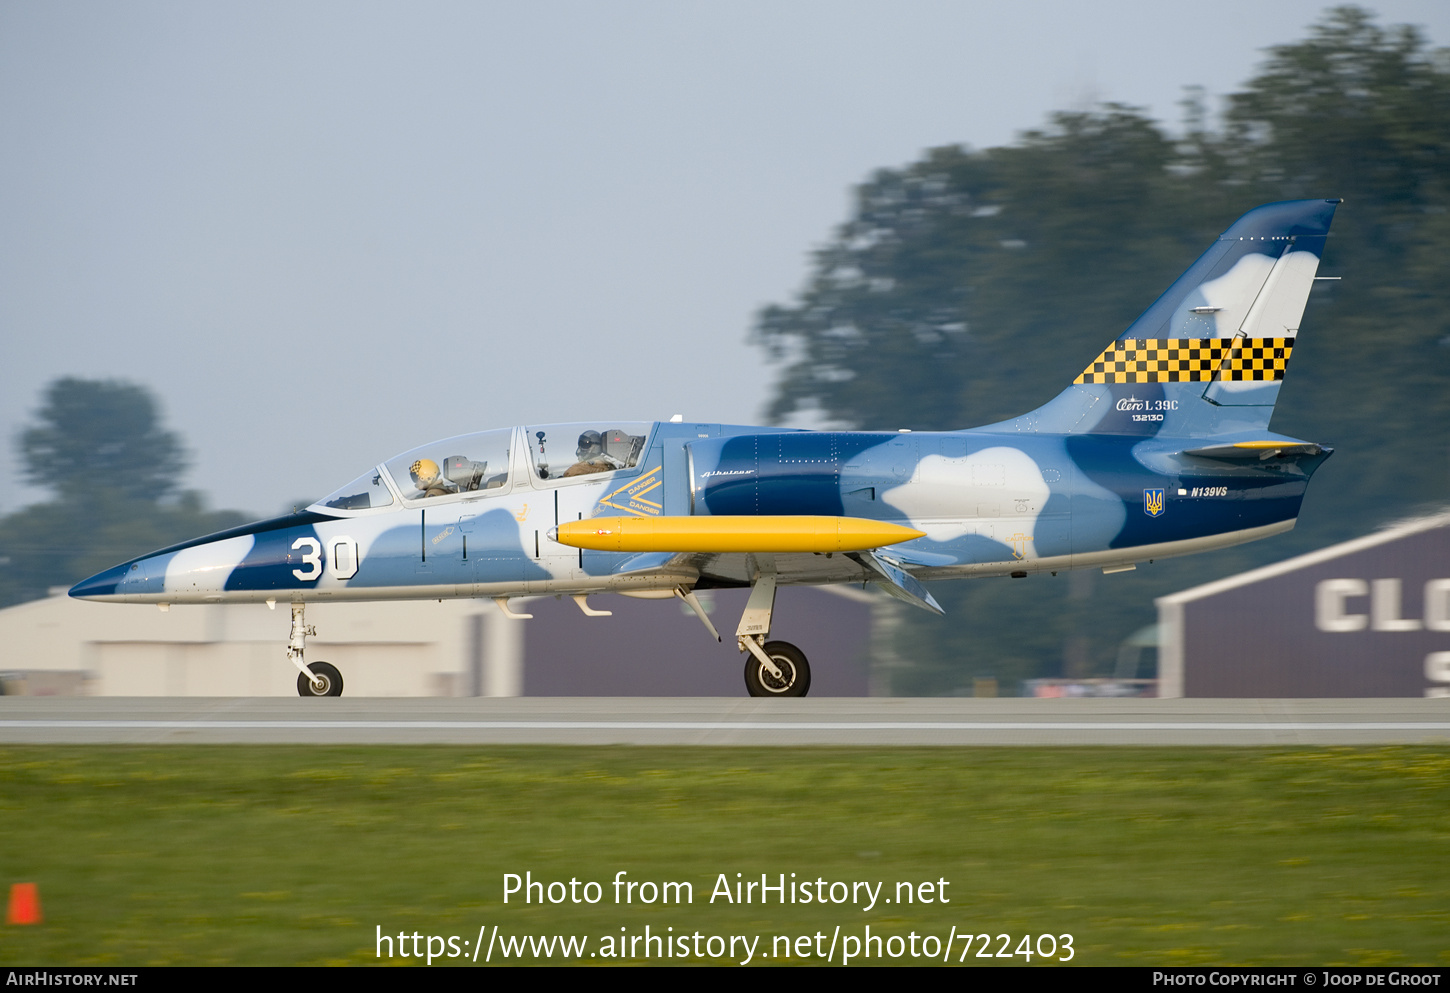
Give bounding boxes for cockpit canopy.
[314,422,652,512]
[317,468,395,511]
[383,428,515,502]
[526,422,648,480]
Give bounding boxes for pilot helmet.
[409,458,442,488]
[576,430,603,458]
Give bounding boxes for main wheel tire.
[297,661,344,697]
[744,641,811,698]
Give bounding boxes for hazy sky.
[4,1,1448,518]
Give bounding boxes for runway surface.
[1,697,1448,745]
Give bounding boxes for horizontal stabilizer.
[552,516,925,554]
[850,550,944,614]
[1184,441,1326,461]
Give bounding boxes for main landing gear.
[675,567,813,697]
[287,602,344,697]
[731,565,811,698]
[673,577,812,696]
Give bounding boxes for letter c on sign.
[1316,578,1368,632]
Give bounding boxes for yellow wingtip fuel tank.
[552,516,926,553]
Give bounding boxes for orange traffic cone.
[6,883,42,924]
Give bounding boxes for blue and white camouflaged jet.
[71,199,1340,698]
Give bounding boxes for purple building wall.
[1159,515,1450,697]
[522,586,873,696]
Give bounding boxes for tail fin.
[1018,199,1339,438]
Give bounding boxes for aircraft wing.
[660,550,873,588]
[645,547,942,615]
[557,513,942,610]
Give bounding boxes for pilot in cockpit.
[563,430,626,477]
[408,458,459,498]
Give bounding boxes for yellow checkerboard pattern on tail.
[1073,338,1294,385]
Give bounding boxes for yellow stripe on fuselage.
[554,516,926,553]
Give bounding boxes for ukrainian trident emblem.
[1144,488,1165,518]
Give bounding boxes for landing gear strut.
[287,602,344,697]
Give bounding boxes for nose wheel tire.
[744,641,811,698]
[297,661,344,697]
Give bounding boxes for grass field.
[1,745,1447,966]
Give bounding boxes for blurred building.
[0,585,878,697]
[1157,512,1450,698]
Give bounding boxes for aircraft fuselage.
[69,420,1328,606]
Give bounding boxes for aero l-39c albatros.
[71,199,1341,698]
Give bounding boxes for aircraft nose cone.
[69,563,129,600]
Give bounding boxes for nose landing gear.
[286,602,344,697]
